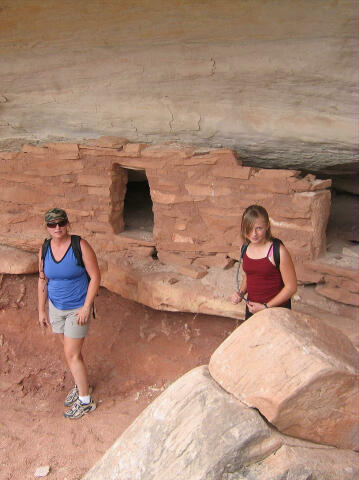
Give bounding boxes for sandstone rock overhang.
[0,1,357,175]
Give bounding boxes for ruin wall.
[0,138,331,270]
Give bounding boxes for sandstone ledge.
[1,244,358,346]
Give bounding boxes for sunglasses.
[46,220,68,228]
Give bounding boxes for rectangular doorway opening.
[123,169,154,240]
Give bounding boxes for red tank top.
[243,244,284,304]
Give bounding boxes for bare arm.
[76,239,101,324]
[266,244,297,307]
[231,272,248,304]
[37,249,49,327]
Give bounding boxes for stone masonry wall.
[0,137,331,269]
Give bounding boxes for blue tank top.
[44,242,89,310]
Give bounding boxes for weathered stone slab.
[193,253,235,269]
[44,142,79,158]
[25,159,84,177]
[209,308,359,450]
[101,257,244,320]
[184,183,232,197]
[151,190,177,204]
[289,175,332,192]
[0,245,38,274]
[21,144,47,155]
[77,174,110,187]
[122,142,147,156]
[157,251,193,267]
[234,442,358,480]
[83,221,113,234]
[296,263,325,284]
[172,233,195,244]
[212,165,251,179]
[295,284,358,322]
[141,144,194,158]
[305,253,359,282]
[0,184,64,204]
[177,264,208,279]
[316,284,359,307]
[182,155,218,166]
[0,152,16,160]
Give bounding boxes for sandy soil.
[0,274,238,480]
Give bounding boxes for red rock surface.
[0,274,237,480]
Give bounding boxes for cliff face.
[0,0,357,173]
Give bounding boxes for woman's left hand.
[247,301,267,314]
[77,305,91,325]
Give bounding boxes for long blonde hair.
[241,205,273,243]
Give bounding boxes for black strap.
[272,238,282,270]
[235,243,248,292]
[71,236,96,318]
[71,235,84,267]
[70,235,96,318]
[41,238,51,261]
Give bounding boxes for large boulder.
[209,308,359,451]
[82,366,358,480]
[82,366,281,480]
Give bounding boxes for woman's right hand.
[38,312,49,328]
[231,291,243,304]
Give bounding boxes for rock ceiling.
[0,0,357,174]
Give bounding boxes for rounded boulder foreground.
[208,307,359,451]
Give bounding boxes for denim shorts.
[49,300,91,338]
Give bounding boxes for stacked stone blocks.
[0,138,331,266]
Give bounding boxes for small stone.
[34,465,50,477]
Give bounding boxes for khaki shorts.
[49,300,91,339]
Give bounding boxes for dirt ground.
[1,191,356,479]
[0,274,238,480]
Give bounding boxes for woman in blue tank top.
[38,208,101,419]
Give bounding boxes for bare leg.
[63,336,89,397]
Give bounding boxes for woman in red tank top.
[231,205,297,320]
